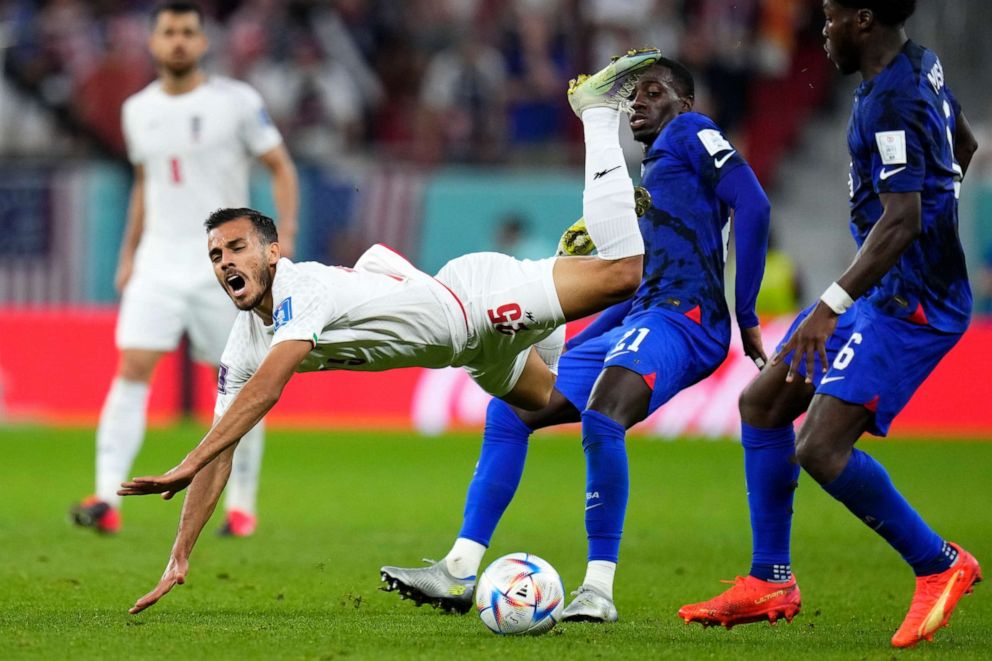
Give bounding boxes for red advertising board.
[1,308,989,438]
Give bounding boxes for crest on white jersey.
[697,129,733,156]
[273,297,293,331]
[875,131,907,165]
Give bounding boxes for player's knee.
[118,353,158,383]
[738,381,782,428]
[794,433,838,484]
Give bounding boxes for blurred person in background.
[70,1,298,538]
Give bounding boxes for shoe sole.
[379,570,473,615]
[561,614,616,623]
[680,603,801,630]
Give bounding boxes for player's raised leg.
[550,50,663,321]
[72,348,162,534]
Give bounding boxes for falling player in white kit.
[116,48,663,614]
[71,1,299,537]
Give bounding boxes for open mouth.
[226,273,247,296]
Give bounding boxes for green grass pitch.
[1,424,989,659]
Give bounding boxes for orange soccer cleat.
[678,575,801,629]
[70,496,121,534]
[891,543,982,648]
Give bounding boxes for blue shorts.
[557,309,727,416]
[777,301,962,436]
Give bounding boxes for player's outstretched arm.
[773,192,921,381]
[119,339,313,498]
[128,442,236,615]
[258,144,299,258]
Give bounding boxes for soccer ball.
[475,552,565,635]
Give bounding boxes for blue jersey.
[634,112,748,345]
[847,40,971,332]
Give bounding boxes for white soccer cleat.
[561,584,619,623]
[567,48,663,117]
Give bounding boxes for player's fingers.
[819,342,829,374]
[805,343,816,384]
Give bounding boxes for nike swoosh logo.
[605,350,632,360]
[585,503,603,511]
[714,150,736,168]
[879,166,906,181]
[821,375,845,384]
[920,569,961,636]
[594,165,622,179]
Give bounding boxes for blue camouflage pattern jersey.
[847,40,971,332]
[634,111,747,345]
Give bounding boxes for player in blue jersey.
[678,0,981,648]
[381,51,772,621]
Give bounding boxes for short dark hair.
[151,2,204,27]
[205,208,279,244]
[655,56,695,101]
[833,0,916,26]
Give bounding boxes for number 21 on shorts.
[610,327,650,356]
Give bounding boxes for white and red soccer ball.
[475,552,565,635]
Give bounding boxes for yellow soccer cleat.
[567,48,662,117]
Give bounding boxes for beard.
[236,262,273,311]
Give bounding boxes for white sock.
[225,420,265,516]
[581,107,644,261]
[535,325,566,375]
[582,560,617,600]
[445,537,487,579]
[95,377,150,506]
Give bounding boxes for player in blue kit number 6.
[678,0,982,649]
[381,50,772,621]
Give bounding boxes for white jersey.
[122,76,282,285]
[215,249,470,416]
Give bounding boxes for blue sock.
[743,424,800,582]
[823,448,956,576]
[582,410,629,563]
[458,398,531,546]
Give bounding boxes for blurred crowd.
[1,0,822,164]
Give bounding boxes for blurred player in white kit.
[71,1,299,536]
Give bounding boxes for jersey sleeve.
[864,92,927,194]
[666,114,746,184]
[121,99,143,166]
[214,315,259,417]
[238,84,284,157]
[270,267,338,348]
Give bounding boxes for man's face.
[149,10,207,76]
[208,218,278,311]
[822,0,862,75]
[628,65,690,146]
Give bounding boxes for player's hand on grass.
[771,302,838,383]
[130,556,188,615]
[740,325,767,369]
[118,461,198,499]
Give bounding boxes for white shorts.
[116,272,238,365]
[436,253,564,396]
